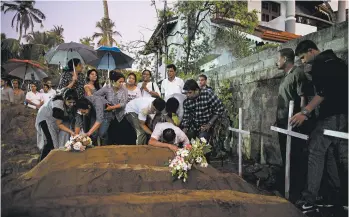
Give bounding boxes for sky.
[0,0,169,46]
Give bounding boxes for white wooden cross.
[229,108,250,177]
[324,130,349,140]
[270,100,309,200]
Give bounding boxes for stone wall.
[205,21,348,165]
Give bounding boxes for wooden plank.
[270,126,309,140]
[229,127,250,135]
[324,130,349,140]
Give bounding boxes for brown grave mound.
[2,146,305,217]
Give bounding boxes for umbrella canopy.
[45,42,98,66]
[88,46,135,70]
[2,59,48,81]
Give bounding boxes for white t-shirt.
[137,81,161,98]
[127,87,142,103]
[125,97,155,121]
[26,91,43,109]
[40,89,56,104]
[164,93,186,121]
[161,77,184,98]
[151,122,190,145]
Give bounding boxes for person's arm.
[161,80,166,97]
[8,88,14,103]
[148,137,178,152]
[84,85,93,96]
[25,93,37,106]
[66,71,78,89]
[86,98,105,136]
[180,100,190,132]
[139,120,152,135]
[208,91,224,124]
[296,70,307,109]
[290,62,327,127]
[56,119,75,136]
[147,82,160,97]
[74,114,83,135]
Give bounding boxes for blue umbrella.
[89,46,135,75]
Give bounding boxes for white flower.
[183,178,186,182]
[196,157,202,163]
[200,162,208,168]
[200,137,207,143]
[192,144,198,148]
[188,164,192,170]
[176,165,181,170]
[65,141,72,148]
[191,138,196,144]
[73,142,82,151]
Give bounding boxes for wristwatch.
[301,108,310,118]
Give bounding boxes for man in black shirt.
[290,40,348,213]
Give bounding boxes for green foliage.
[215,79,236,122]
[253,43,279,53]
[214,27,254,59]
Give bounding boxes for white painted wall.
[200,50,236,72]
[295,23,317,36]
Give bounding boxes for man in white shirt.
[40,80,56,95]
[26,83,44,109]
[160,64,184,98]
[149,122,190,152]
[125,97,166,145]
[137,69,161,98]
[41,84,55,104]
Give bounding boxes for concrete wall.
[205,21,348,165]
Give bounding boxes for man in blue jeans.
[181,79,226,163]
[290,40,348,214]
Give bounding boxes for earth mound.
[2,146,305,217]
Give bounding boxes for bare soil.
[2,146,305,217]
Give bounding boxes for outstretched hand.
[290,112,307,127]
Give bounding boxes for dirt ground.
[1,146,306,217]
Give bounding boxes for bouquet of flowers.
[168,137,212,182]
[64,134,93,152]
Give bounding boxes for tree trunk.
[18,26,23,41]
[103,0,110,19]
[103,0,112,47]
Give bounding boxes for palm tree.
[1,37,21,62]
[1,33,6,40]
[23,31,55,48]
[1,1,46,41]
[92,18,121,47]
[48,25,64,46]
[80,37,94,47]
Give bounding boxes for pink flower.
[184,144,192,150]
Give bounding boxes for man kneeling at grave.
[125,97,166,145]
[181,79,226,163]
[149,122,190,152]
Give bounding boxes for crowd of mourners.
[1,39,348,215]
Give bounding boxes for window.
[261,1,281,22]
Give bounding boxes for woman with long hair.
[11,79,25,105]
[36,88,78,161]
[84,69,101,96]
[125,73,141,103]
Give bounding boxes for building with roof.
[144,0,348,79]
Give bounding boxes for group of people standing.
[275,39,348,214]
[35,59,227,166]
[1,78,56,108]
